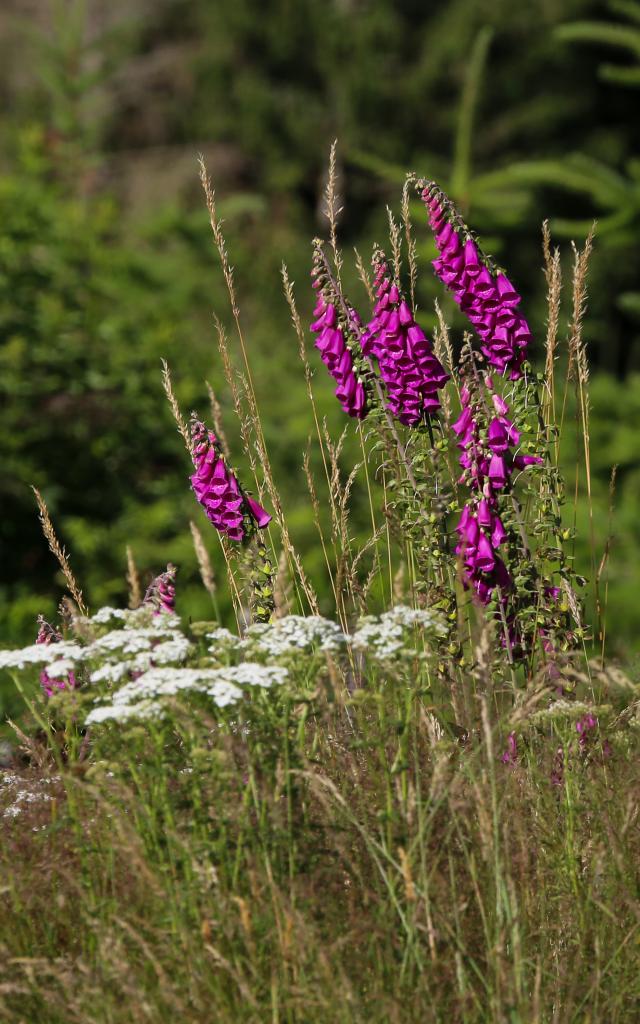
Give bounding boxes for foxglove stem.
[248,538,275,624]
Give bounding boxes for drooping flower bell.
[309,293,368,419]
[36,615,76,698]
[455,501,511,605]
[309,241,369,420]
[454,377,541,498]
[418,181,532,380]
[144,563,177,615]
[361,253,449,426]
[190,416,271,542]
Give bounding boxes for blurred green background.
[1,0,640,697]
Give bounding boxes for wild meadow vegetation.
[2,2,640,1020]
[1,150,639,1022]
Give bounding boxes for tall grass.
[1,158,639,1023]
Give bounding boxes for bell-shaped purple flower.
[190,417,271,542]
[310,293,368,420]
[420,183,532,380]
[362,256,449,426]
[501,732,518,765]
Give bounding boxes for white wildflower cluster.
[242,615,347,659]
[1,602,447,734]
[0,641,84,671]
[86,606,181,632]
[350,605,445,661]
[530,700,612,726]
[1,771,60,821]
[86,663,289,727]
[207,627,244,661]
[0,606,191,686]
[89,607,128,625]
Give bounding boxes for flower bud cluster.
[144,563,177,615]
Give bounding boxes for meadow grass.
[1,161,639,1023]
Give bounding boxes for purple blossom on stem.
[36,616,76,698]
[501,732,518,765]
[190,417,271,542]
[576,713,598,749]
[144,563,177,615]
[360,254,449,425]
[310,286,368,420]
[419,183,532,380]
[452,377,541,607]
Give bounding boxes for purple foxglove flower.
[490,514,507,549]
[362,256,449,425]
[310,296,368,419]
[475,532,496,572]
[420,182,533,380]
[501,732,517,765]
[36,616,76,698]
[576,713,598,749]
[488,453,508,490]
[487,416,520,453]
[513,453,543,471]
[144,563,177,615]
[190,417,271,542]
[477,498,492,528]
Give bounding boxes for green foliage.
[1,603,639,1020]
[1,0,640,660]
[0,129,216,641]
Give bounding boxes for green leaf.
[554,21,640,58]
[608,0,640,25]
[599,63,640,86]
[451,27,493,202]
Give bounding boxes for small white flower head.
[351,605,445,661]
[0,641,84,671]
[84,661,289,727]
[243,615,346,659]
[85,699,163,725]
[90,607,128,625]
[90,661,135,685]
[45,658,77,677]
[530,700,611,726]
[222,663,289,688]
[207,627,243,659]
[1,772,59,820]
[86,624,182,660]
[206,681,243,707]
[145,636,193,665]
